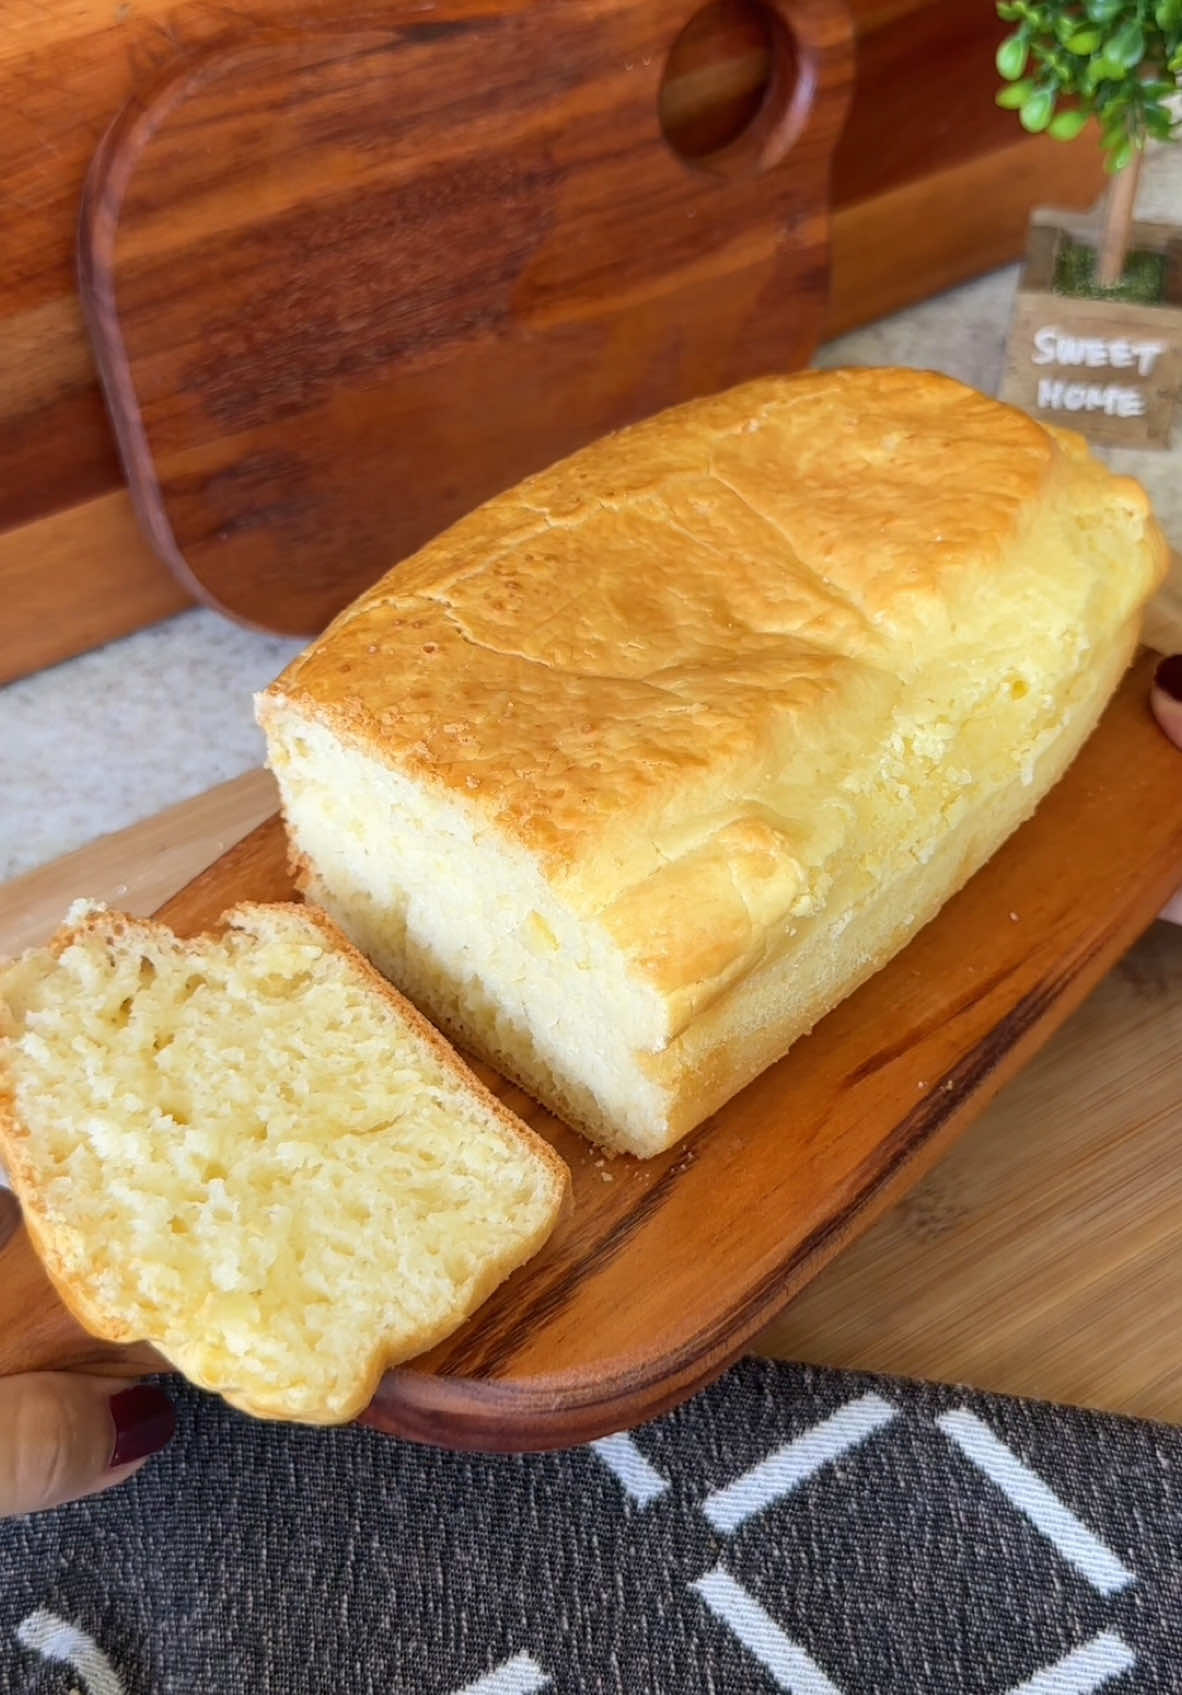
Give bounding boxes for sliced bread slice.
[0,900,568,1423]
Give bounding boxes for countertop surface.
[4,154,1181,889]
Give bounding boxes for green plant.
[995,0,1182,285]
[1052,237,1167,298]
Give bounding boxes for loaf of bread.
[257,368,1167,1159]
[0,901,568,1422]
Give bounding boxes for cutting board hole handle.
[659,0,813,177]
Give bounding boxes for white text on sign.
[1031,328,1165,375]
[1030,326,1166,422]
[1035,380,1145,417]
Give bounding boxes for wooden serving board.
[3,650,1182,1449]
[78,0,853,636]
[759,916,1182,1424]
[3,757,1182,1428]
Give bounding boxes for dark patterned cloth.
[0,1359,1176,1694]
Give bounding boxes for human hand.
[0,1373,175,1518]
[0,1193,174,1518]
[1152,656,1182,927]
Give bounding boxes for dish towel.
[0,1359,1177,1693]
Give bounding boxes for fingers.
[1151,655,1182,750]
[0,1374,174,1519]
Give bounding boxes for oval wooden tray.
[3,651,1182,1450]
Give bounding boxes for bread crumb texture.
[258,370,1168,1155]
[0,903,567,1423]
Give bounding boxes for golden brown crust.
[256,368,1169,1156]
[259,368,1167,1035]
[642,613,1144,1145]
[263,370,1161,852]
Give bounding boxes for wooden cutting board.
[78,0,852,636]
[3,740,1182,1429]
[758,916,1182,1422]
[4,650,1182,1449]
[2,0,1112,690]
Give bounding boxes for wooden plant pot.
[1000,208,1182,451]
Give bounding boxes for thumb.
[0,1374,175,1518]
[1151,655,1182,750]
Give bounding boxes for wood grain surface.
[0,120,1107,687]
[759,917,1182,1424]
[0,0,1086,538]
[3,679,1182,1425]
[825,131,1105,340]
[0,770,278,959]
[3,652,1181,1449]
[0,492,190,689]
[0,0,1109,680]
[78,0,854,634]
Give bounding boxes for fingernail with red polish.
[1154,654,1182,703]
[108,1385,176,1469]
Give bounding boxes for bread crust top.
[260,368,1166,1013]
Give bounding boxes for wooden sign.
[1001,210,1182,450]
